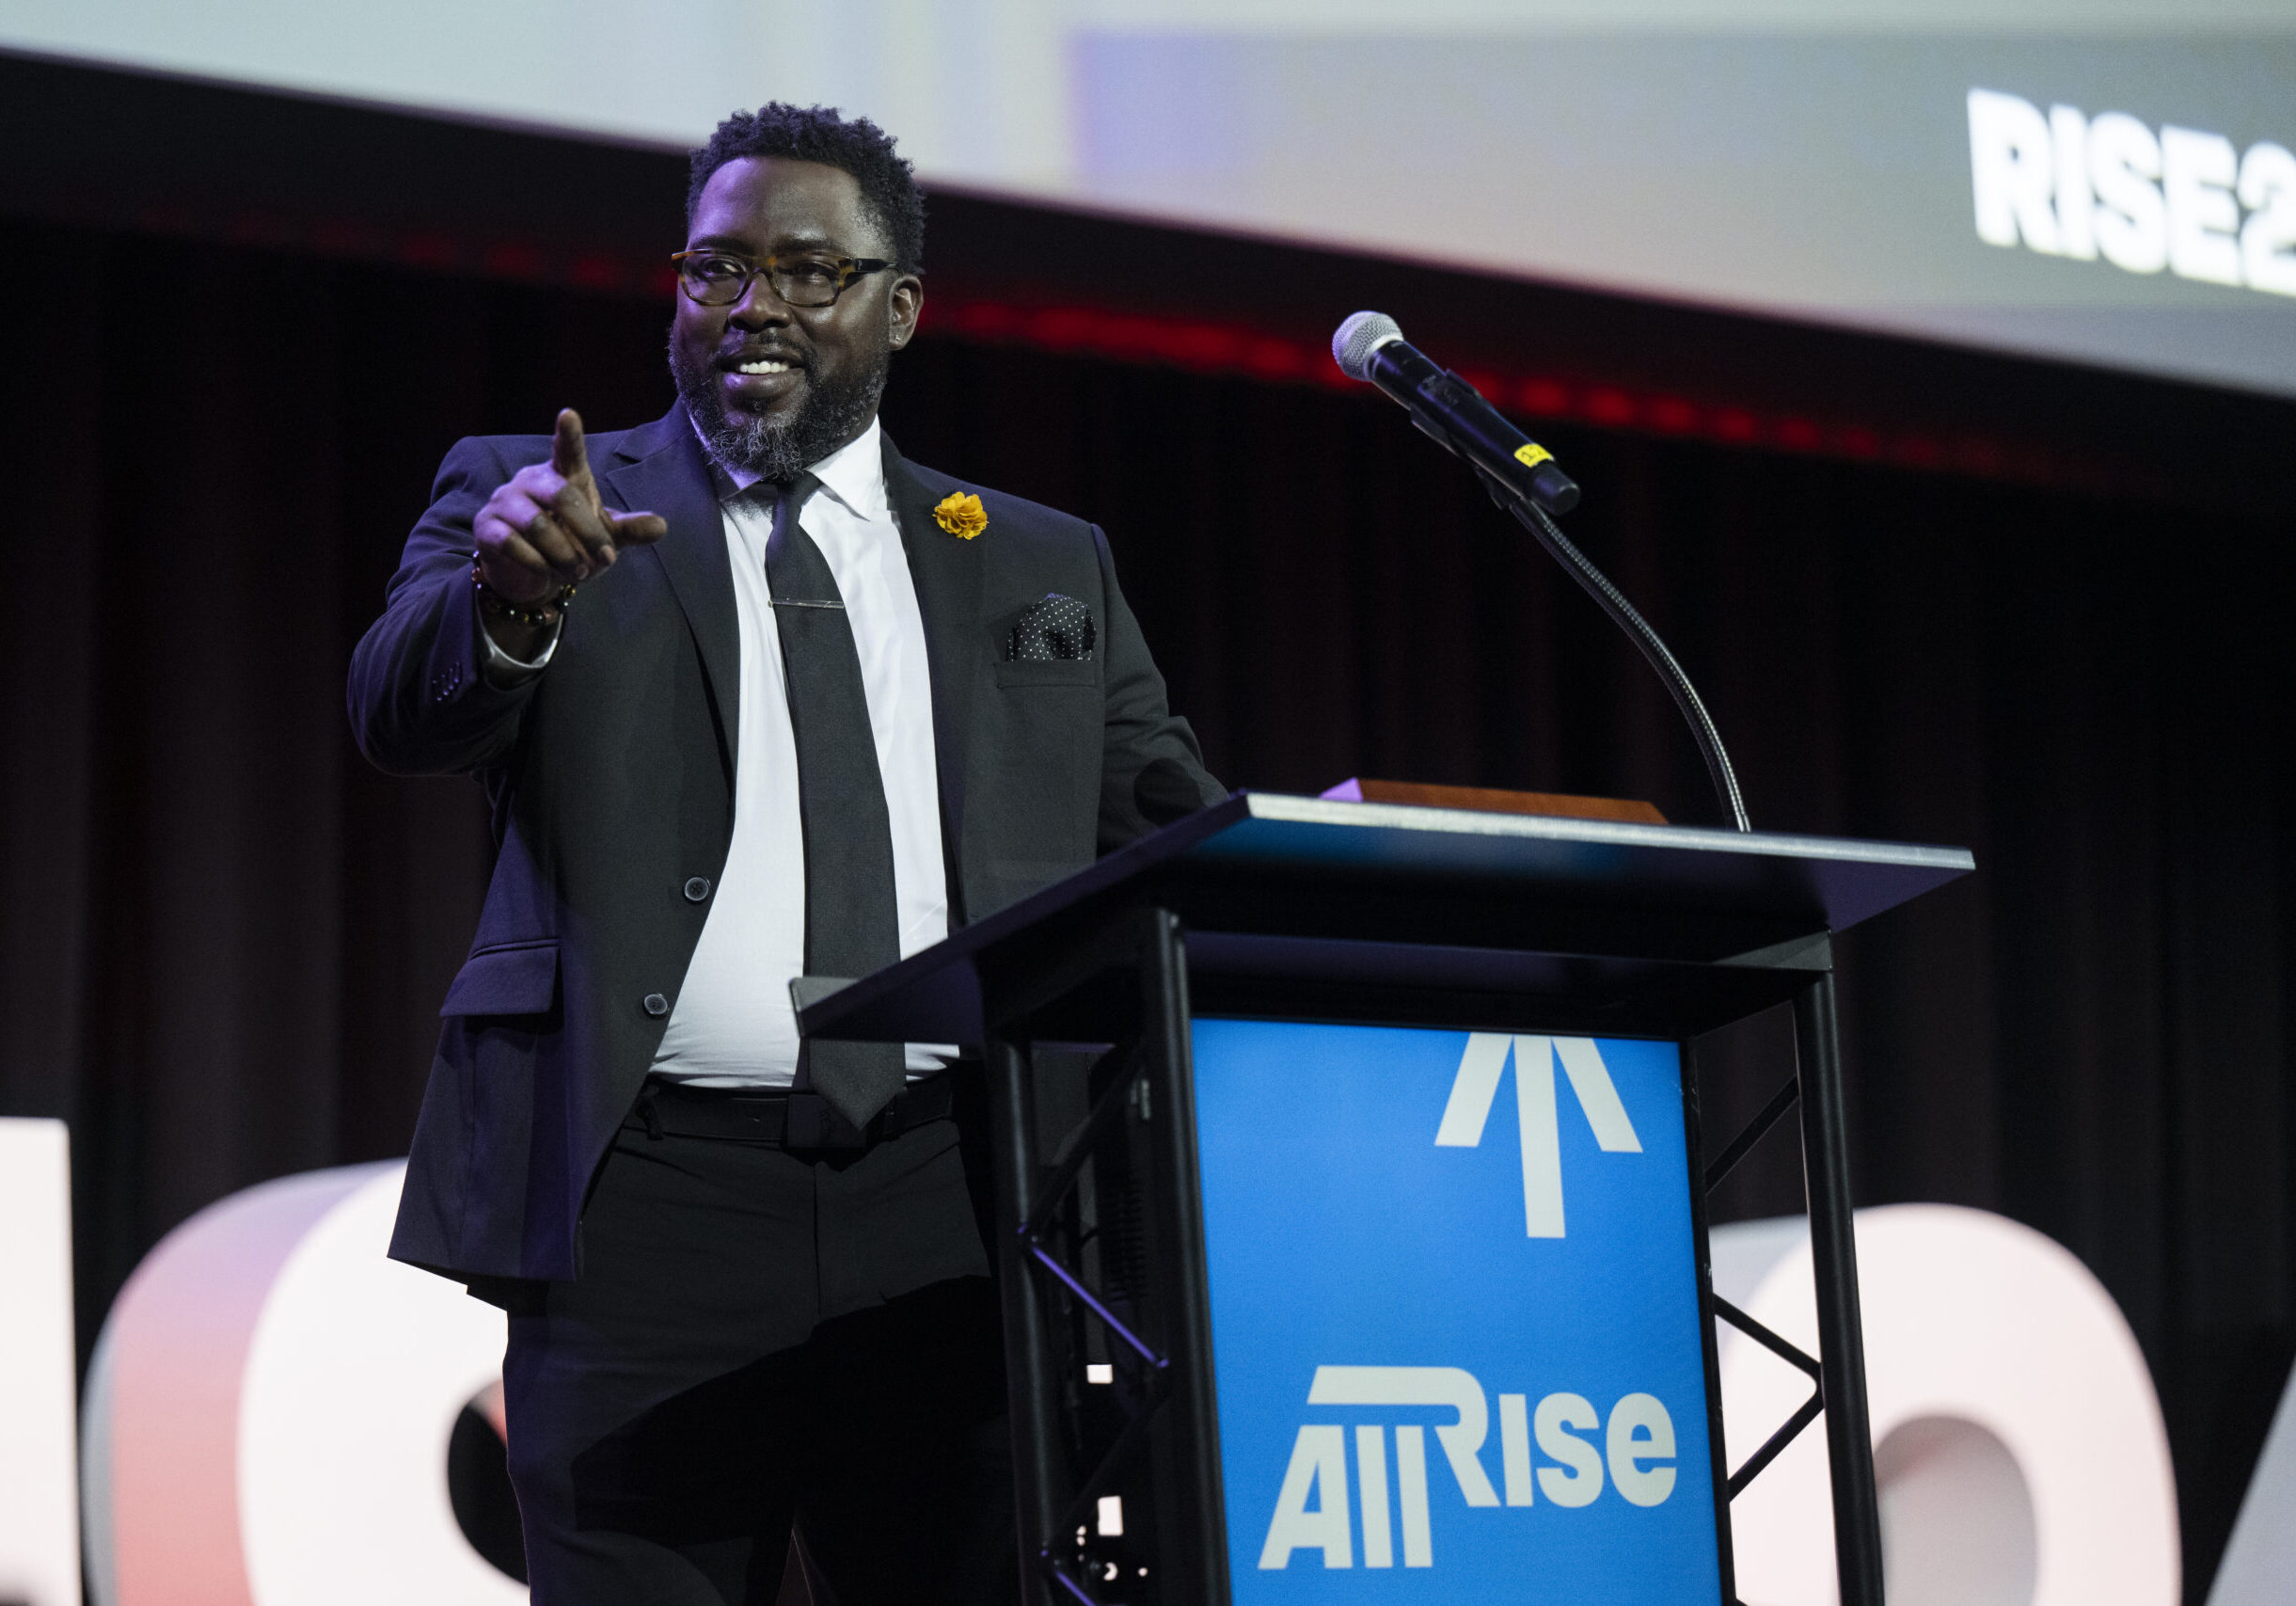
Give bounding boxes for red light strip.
[923,294,2110,490]
[120,203,2127,493]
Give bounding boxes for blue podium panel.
[1192,1018,1723,1605]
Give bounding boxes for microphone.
[1333,311,1751,830]
[1333,311,1580,515]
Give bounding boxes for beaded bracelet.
[472,561,576,629]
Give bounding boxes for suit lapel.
[883,436,983,919]
[601,407,742,782]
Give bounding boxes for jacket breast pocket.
[440,940,560,1018]
[994,660,1099,690]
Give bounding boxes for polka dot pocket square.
[1005,594,1098,661]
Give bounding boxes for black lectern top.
[799,792,1973,1046]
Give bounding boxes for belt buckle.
[725,1095,781,1138]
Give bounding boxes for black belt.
[626,1073,954,1151]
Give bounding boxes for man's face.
[669,156,923,479]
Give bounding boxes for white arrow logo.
[1435,1035,1642,1237]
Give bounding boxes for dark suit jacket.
[349,405,1224,1282]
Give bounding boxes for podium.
[799,792,1971,1606]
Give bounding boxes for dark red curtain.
[3,213,2291,1597]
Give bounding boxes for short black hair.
[688,103,925,273]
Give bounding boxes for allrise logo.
[1257,1039,1677,1570]
[1259,1367,1680,1569]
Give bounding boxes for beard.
[670,332,891,482]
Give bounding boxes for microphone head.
[1332,311,1402,381]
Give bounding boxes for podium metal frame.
[800,794,1971,1606]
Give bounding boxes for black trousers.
[501,1099,1019,1605]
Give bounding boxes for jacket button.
[683,877,712,902]
[642,993,670,1017]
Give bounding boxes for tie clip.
[770,598,846,610]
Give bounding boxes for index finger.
[551,407,590,484]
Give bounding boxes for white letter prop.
[81,1161,522,1606]
[0,1119,80,1606]
[1712,1204,2176,1606]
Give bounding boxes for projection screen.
[6,0,2295,397]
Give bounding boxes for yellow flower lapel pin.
[933,491,988,540]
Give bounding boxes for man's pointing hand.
[473,409,669,605]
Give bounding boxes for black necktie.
[763,473,907,1130]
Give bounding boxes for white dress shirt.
[482,418,949,1087]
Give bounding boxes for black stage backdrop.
[3,211,2292,1597]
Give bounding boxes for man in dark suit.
[349,103,1223,1605]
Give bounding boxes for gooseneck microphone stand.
[1479,467,1751,833]
[1332,309,1751,833]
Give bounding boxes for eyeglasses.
[670,249,893,309]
